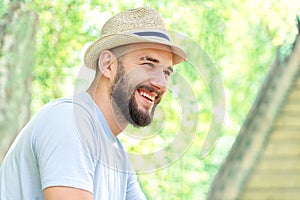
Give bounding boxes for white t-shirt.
[0,92,146,200]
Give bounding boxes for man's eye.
[142,62,154,67]
[164,70,171,77]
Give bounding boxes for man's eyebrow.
[140,56,159,63]
[167,66,174,73]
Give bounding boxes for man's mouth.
[137,87,159,105]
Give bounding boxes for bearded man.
[0,7,186,200]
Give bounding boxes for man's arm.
[44,186,93,200]
[126,172,147,200]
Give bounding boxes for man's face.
[110,43,173,127]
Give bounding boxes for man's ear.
[97,50,116,78]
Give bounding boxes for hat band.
[133,31,170,41]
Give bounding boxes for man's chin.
[131,121,152,127]
[129,109,153,127]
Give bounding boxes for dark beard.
[111,61,157,127]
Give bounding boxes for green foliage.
[0,1,9,19]
[26,0,90,111]
[5,0,299,199]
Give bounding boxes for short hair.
[95,45,128,75]
[109,45,128,58]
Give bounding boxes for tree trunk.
[0,2,39,162]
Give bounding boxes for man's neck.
[87,84,128,137]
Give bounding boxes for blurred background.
[0,0,299,199]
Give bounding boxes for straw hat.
[84,7,187,70]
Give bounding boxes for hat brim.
[84,33,187,70]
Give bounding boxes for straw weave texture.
[84,7,186,70]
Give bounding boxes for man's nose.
[149,71,168,93]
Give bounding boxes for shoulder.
[31,93,98,193]
[34,92,97,131]
[32,93,99,157]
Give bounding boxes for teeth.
[140,91,155,101]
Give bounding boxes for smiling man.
[0,7,186,200]
[105,43,174,130]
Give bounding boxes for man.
[0,7,186,199]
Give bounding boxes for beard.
[110,61,158,127]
